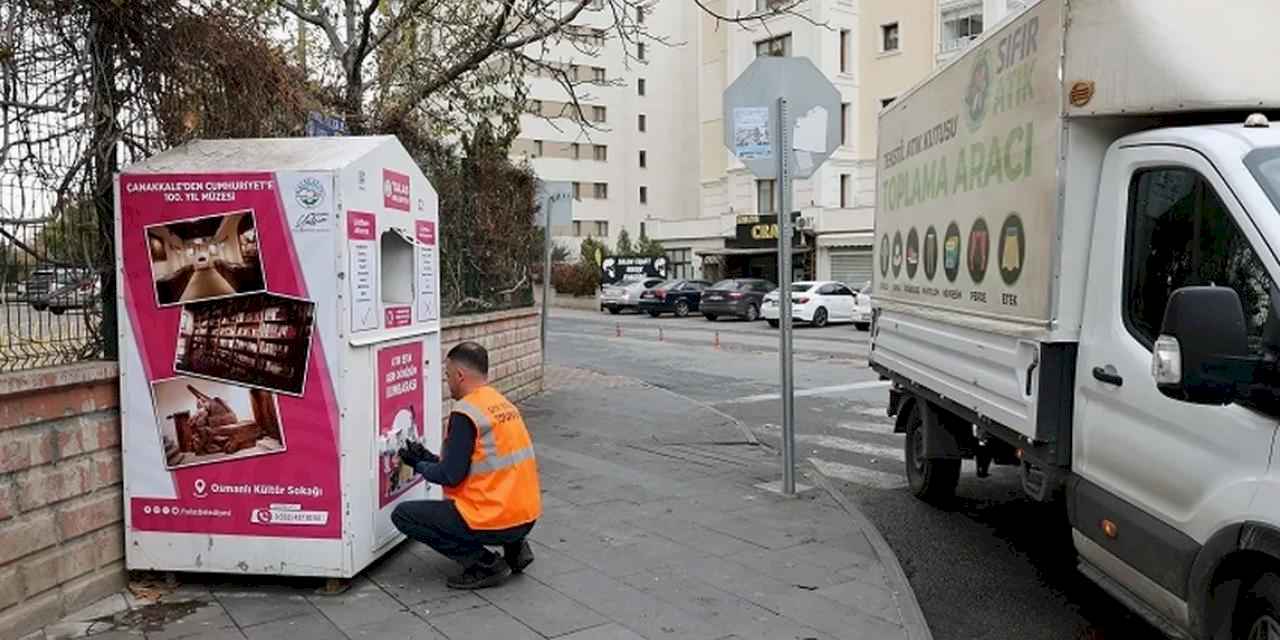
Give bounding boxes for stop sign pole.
[776,97,797,495]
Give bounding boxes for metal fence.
[0,4,110,371]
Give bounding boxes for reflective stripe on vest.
[453,400,497,459]
[470,445,536,474]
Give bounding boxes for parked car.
[762,280,859,328]
[700,278,775,321]
[637,279,712,317]
[598,277,664,314]
[42,275,100,315]
[852,282,872,331]
[24,268,88,311]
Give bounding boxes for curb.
[806,460,934,640]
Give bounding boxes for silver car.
[599,277,664,314]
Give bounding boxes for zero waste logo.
[964,49,993,133]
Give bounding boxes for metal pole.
[540,205,552,381]
[777,97,796,495]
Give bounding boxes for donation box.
[115,137,443,577]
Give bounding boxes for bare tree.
[274,0,814,137]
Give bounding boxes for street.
[547,307,1165,640]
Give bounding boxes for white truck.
[870,1,1280,638]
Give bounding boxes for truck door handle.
[1092,365,1123,387]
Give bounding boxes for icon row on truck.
[870,1,1280,638]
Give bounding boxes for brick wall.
[0,362,125,640]
[441,307,544,407]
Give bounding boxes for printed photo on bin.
[379,405,424,503]
[145,209,266,307]
[150,376,285,470]
[173,292,316,396]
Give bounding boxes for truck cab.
[1069,121,1280,640]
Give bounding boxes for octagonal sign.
[723,56,843,180]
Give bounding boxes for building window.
[594,183,608,199]
[594,221,609,237]
[533,140,543,157]
[841,103,849,146]
[589,0,603,9]
[572,182,582,200]
[638,78,646,96]
[592,106,607,122]
[572,221,583,236]
[571,143,581,160]
[881,97,896,108]
[637,43,646,60]
[639,186,648,204]
[636,5,645,22]
[755,0,788,12]
[840,174,850,208]
[840,29,850,73]
[666,248,693,279]
[941,12,983,54]
[757,179,776,214]
[639,150,647,168]
[593,144,608,161]
[593,67,606,82]
[755,34,792,58]
[638,114,647,132]
[882,23,900,52]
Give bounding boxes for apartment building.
[936,0,1026,65]
[644,0,863,284]
[511,1,700,257]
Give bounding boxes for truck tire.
[904,403,960,503]
[1235,573,1280,640]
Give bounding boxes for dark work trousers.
[391,499,535,567]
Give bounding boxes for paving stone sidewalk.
[33,365,931,640]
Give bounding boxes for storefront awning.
[816,232,875,248]
[695,246,813,257]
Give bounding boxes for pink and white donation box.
[115,136,442,577]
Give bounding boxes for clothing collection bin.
[116,136,443,577]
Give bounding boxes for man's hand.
[399,441,439,469]
[397,446,424,469]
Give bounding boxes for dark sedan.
[637,279,711,317]
[700,278,776,321]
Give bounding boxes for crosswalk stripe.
[796,434,905,462]
[716,380,891,405]
[809,457,908,490]
[835,421,899,436]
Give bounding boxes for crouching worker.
[392,341,541,589]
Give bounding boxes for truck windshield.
[1245,147,1280,212]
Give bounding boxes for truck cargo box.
[871,0,1280,442]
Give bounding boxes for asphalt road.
[547,307,1165,640]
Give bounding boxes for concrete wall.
[0,362,125,640]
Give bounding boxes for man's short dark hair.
[447,341,489,375]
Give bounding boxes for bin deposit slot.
[381,229,414,304]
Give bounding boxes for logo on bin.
[383,169,411,211]
[294,178,325,208]
[193,478,208,499]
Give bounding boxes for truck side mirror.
[1151,286,1253,405]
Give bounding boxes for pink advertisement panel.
[383,169,410,211]
[120,173,342,539]
[376,341,426,507]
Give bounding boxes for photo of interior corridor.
[147,210,265,306]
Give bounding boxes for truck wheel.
[1235,573,1280,640]
[904,403,960,503]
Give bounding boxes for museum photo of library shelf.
[173,293,316,397]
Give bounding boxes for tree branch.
[277,0,347,64]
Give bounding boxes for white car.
[762,280,860,328]
[852,283,872,331]
[599,277,664,314]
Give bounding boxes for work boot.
[446,554,511,590]
[504,540,534,574]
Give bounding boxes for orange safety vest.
[444,386,541,530]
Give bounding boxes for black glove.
[407,440,438,463]
[398,446,424,469]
